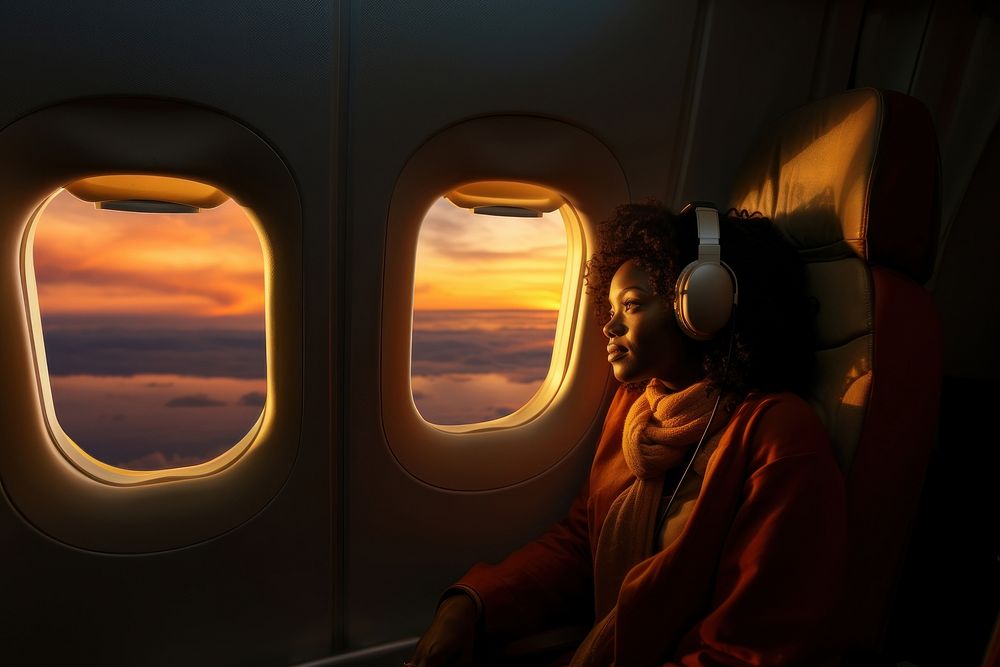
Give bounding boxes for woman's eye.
[623,300,639,311]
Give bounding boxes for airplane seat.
[727,87,943,662]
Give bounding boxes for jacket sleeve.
[452,473,596,644]
[663,410,848,666]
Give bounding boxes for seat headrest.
[729,88,940,283]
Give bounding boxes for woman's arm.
[410,385,638,666]
[450,385,640,645]
[453,470,597,644]
[410,477,596,667]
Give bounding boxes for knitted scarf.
[569,378,730,667]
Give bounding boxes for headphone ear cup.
[674,260,735,340]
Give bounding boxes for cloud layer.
[42,325,266,379]
[165,394,227,408]
[411,309,559,423]
[412,327,554,384]
[42,310,561,463]
[49,373,265,470]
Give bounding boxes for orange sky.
[32,189,266,323]
[31,190,567,322]
[413,198,566,311]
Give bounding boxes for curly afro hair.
[585,200,817,402]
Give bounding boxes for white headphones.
[672,203,739,340]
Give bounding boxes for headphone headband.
[694,206,722,265]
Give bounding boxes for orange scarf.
[570,378,729,667]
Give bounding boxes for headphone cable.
[653,303,738,539]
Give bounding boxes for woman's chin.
[611,364,642,385]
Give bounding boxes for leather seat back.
[728,87,943,652]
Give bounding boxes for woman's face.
[603,260,704,390]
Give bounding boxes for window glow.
[29,186,267,470]
[412,197,567,425]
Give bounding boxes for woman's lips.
[607,344,627,362]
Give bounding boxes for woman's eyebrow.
[614,285,650,300]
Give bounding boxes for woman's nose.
[603,313,623,338]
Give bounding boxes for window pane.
[412,197,566,425]
[30,187,266,470]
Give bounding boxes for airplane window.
[412,197,567,425]
[27,182,267,471]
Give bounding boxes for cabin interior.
[0,2,997,666]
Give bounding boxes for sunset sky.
[33,190,266,324]
[413,198,567,311]
[31,188,568,460]
[34,192,568,318]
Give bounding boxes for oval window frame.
[0,97,302,553]
[382,116,629,491]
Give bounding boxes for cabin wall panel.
[913,6,1000,235]
[346,1,697,204]
[676,0,853,208]
[0,1,338,664]
[0,479,332,666]
[931,118,1000,381]
[853,0,934,93]
[808,0,868,102]
[852,3,1000,378]
[0,1,332,162]
[921,9,1000,381]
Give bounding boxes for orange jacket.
[457,386,848,666]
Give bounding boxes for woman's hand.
[407,592,479,667]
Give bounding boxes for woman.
[408,201,848,666]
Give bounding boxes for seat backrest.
[727,87,943,653]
